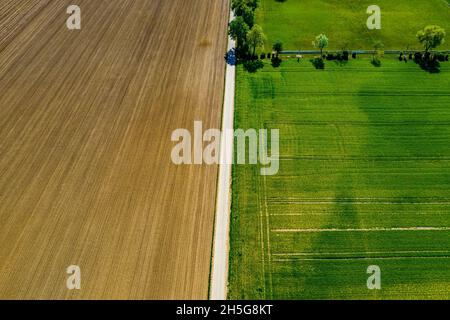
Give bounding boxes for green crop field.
[228,58,450,299]
[256,0,450,50]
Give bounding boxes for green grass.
[228,58,450,299]
[256,0,450,50]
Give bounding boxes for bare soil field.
[0,0,228,299]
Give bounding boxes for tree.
[416,25,446,53]
[245,0,259,10]
[313,34,329,58]
[241,5,255,28]
[232,0,259,12]
[229,16,249,49]
[232,0,249,16]
[231,0,255,27]
[231,0,245,12]
[247,24,266,58]
[372,40,384,62]
[272,40,283,58]
[370,40,384,67]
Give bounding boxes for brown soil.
[0,0,228,299]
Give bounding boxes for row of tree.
[316,26,446,60]
[228,0,266,60]
[228,2,446,72]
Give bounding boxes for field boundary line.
[270,212,449,216]
[273,256,450,262]
[272,227,450,233]
[268,197,450,200]
[273,250,450,256]
[280,50,450,54]
[262,169,273,298]
[258,0,268,300]
[258,179,267,296]
[210,9,235,301]
[268,201,450,205]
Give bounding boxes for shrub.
[436,53,446,62]
[352,52,357,59]
[243,59,264,72]
[272,40,283,57]
[311,57,325,69]
[372,56,381,67]
[414,52,423,62]
[413,51,441,73]
[271,56,282,67]
[326,53,336,60]
[343,51,349,61]
[235,45,250,60]
[260,53,266,60]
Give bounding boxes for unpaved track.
[210,10,235,301]
[0,0,229,299]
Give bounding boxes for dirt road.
[0,0,228,299]
[210,10,235,301]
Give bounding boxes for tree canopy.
[232,0,259,12]
[416,25,446,52]
[272,40,283,56]
[240,5,255,28]
[229,16,250,48]
[247,24,266,57]
[313,34,329,57]
[232,0,257,27]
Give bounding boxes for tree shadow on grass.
[334,59,348,67]
[413,53,441,73]
[371,58,382,68]
[415,60,441,74]
[271,57,282,68]
[243,59,264,73]
[310,58,325,69]
[298,185,374,299]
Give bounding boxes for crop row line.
[272,256,450,262]
[273,250,450,256]
[272,227,450,233]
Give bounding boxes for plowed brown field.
[0,0,228,299]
